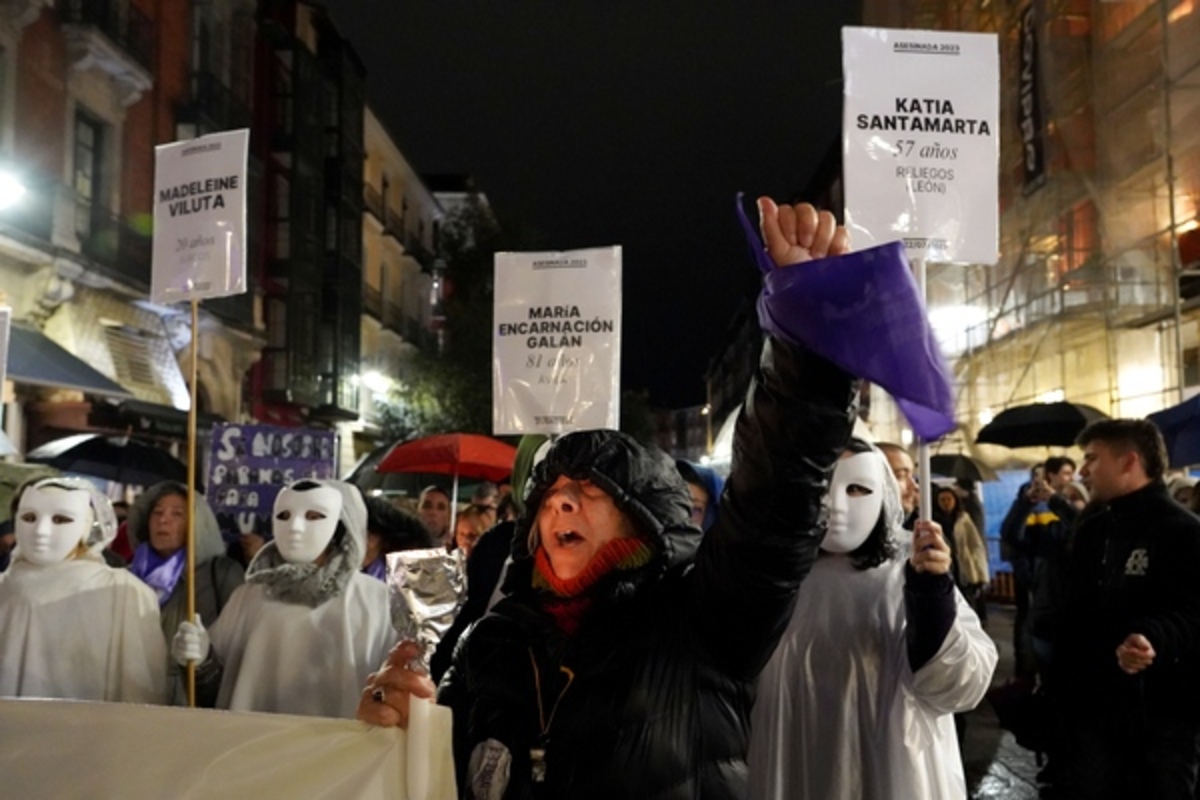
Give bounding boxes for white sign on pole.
[151,129,250,304]
[843,27,999,266]
[493,247,622,435]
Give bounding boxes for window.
[271,173,290,259]
[1095,0,1154,46]
[1058,200,1099,275]
[325,204,338,251]
[74,110,103,240]
[1185,346,1200,387]
[230,11,254,109]
[267,298,287,347]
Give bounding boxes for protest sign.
[151,129,250,304]
[843,26,999,266]
[493,246,622,434]
[206,423,338,543]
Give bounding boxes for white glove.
[171,619,211,666]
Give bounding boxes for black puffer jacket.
[1059,481,1200,724]
[438,337,856,799]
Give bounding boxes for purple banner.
[206,423,338,544]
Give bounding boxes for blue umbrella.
[1148,395,1200,467]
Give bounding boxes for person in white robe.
[0,477,167,704]
[747,439,998,799]
[174,479,396,718]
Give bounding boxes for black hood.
[515,429,700,572]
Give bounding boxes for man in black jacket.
[1000,455,1075,678]
[1059,419,1200,799]
[358,199,859,798]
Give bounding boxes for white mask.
[15,486,94,566]
[821,451,886,554]
[273,484,343,564]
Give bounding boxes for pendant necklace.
[529,647,575,784]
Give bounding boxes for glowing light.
[1169,0,1194,24]
[927,304,990,355]
[361,370,392,394]
[1036,389,1065,404]
[978,407,994,426]
[0,171,25,211]
[900,428,914,446]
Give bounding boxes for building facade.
[854,0,1200,468]
[350,106,445,460]
[0,0,261,456]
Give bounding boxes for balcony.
[77,202,152,291]
[402,315,437,353]
[382,299,404,334]
[60,0,153,106]
[384,205,404,240]
[363,284,382,319]
[363,185,384,222]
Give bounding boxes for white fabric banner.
[493,246,622,435]
[843,27,999,266]
[0,698,457,800]
[151,129,250,304]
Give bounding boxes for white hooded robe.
[207,481,396,719]
[0,558,168,704]
[748,448,998,799]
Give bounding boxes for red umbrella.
[376,433,517,531]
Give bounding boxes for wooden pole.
[914,257,932,519]
[186,299,199,706]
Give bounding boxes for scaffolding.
[859,0,1200,467]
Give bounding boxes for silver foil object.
[386,547,467,673]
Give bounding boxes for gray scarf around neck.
[245,539,358,608]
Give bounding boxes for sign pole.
[914,257,933,518]
[185,298,199,707]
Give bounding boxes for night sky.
[327,2,859,407]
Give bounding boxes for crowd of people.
[1,198,1199,799]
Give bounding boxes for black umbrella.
[25,433,187,488]
[1147,395,1200,467]
[930,454,998,482]
[975,402,1108,449]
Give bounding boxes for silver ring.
[371,687,386,704]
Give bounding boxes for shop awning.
[7,324,133,399]
[117,399,223,435]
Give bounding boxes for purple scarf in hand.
[129,543,187,607]
[735,193,956,441]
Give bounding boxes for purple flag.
[736,194,956,441]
